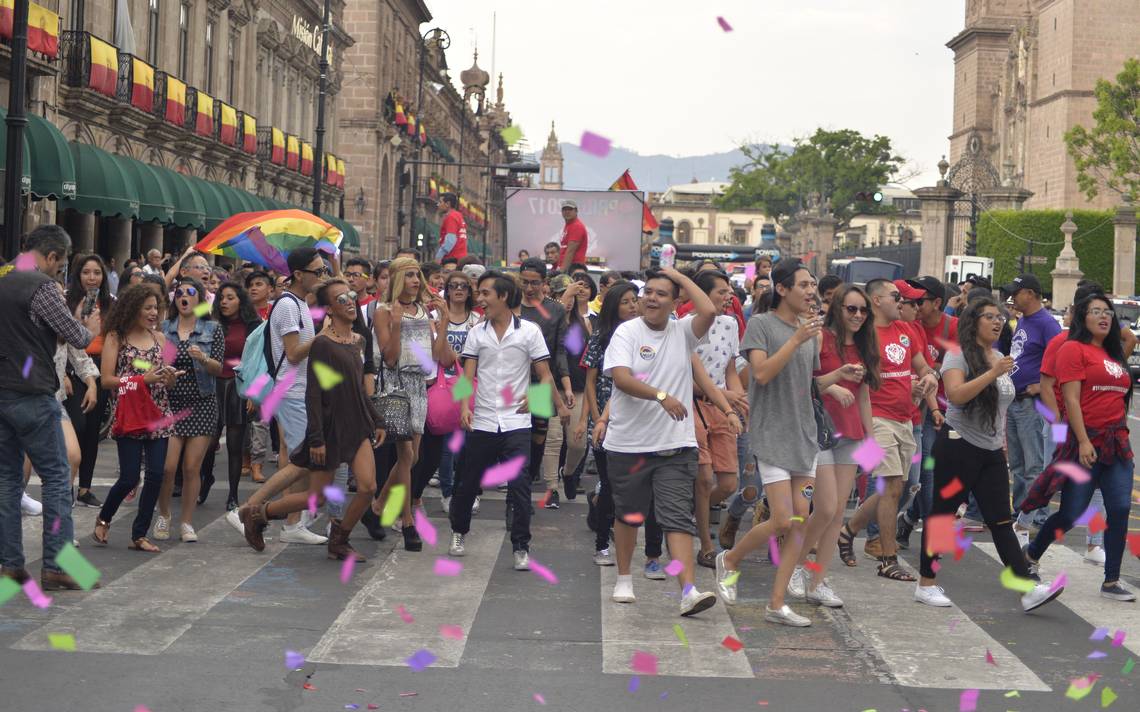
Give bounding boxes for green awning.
[26,114,77,199]
[153,166,205,229]
[186,176,228,231]
[59,142,139,218]
[119,157,174,224]
[0,107,32,193]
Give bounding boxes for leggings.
[412,431,447,500]
[98,437,169,541]
[76,366,110,490]
[920,428,1030,580]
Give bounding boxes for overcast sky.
[427,0,965,188]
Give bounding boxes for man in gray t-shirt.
[941,350,1016,451]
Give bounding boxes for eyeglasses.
[978,313,1006,322]
[844,305,870,315]
[521,279,543,288]
[1089,308,1116,318]
[130,271,143,279]
[334,291,358,306]
[187,263,210,271]
[901,300,917,308]
[175,286,197,298]
[447,282,470,291]
[300,267,331,277]
[345,271,370,279]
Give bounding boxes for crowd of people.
[2,204,1136,626]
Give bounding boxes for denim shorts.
[275,397,308,454]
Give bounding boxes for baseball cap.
[1002,273,1042,296]
[560,199,578,210]
[959,274,992,291]
[893,279,925,301]
[905,275,946,301]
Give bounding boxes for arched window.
[676,220,692,244]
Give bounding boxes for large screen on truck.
[505,188,644,270]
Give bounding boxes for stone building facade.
[648,181,771,247]
[538,122,563,190]
[947,0,1140,210]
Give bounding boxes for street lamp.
[311,0,332,218]
[408,27,449,249]
[2,0,30,258]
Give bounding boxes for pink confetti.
[396,604,414,623]
[322,485,345,504]
[664,559,684,577]
[630,650,658,675]
[1049,572,1068,594]
[22,579,52,609]
[406,649,436,672]
[579,130,612,158]
[243,373,272,398]
[162,338,178,367]
[309,306,327,322]
[533,693,547,705]
[307,492,318,516]
[50,517,60,535]
[500,385,515,407]
[15,252,36,271]
[408,341,436,374]
[414,509,437,547]
[1112,630,1126,647]
[21,356,32,379]
[448,429,465,453]
[340,556,355,584]
[620,512,645,524]
[1034,398,1056,423]
[1054,461,1091,484]
[931,560,941,573]
[480,455,526,487]
[768,536,781,566]
[285,649,305,668]
[439,624,464,640]
[985,649,996,665]
[959,688,979,712]
[134,706,152,712]
[853,437,886,472]
[716,16,733,32]
[911,452,922,464]
[259,369,297,421]
[565,323,584,354]
[146,408,193,432]
[529,559,559,585]
[434,558,463,576]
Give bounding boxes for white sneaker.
[914,583,953,607]
[428,475,440,488]
[449,532,465,557]
[593,548,615,566]
[1013,524,1030,549]
[180,523,198,543]
[280,523,328,544]
[513,550,530,571]
[680,587,717,617]
[1084,546,1106,565]
[471,496,480,515]
[612,575,636,603]
[787,566,806,599]
[441,496,451,514]
[764,603,810,627]
[153,514,170,540]
[1022,582,1064,612]
[225,508,243,534]
[807,580,844,608]
[20,493,42,516]
[714,551,737,605]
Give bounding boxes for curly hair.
[104,284,159,339]
[957,297,1001,434]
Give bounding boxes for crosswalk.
[4,498,1139,694]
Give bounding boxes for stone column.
[1051,212,1084,311]
[800,214,837,276]
[1112,203,1137,297]
[139,223,164,257]
[978,186,1033,211]
[63,211,96,253]
[105,218,133,270]
[914,185,961,278]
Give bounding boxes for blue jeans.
[438,449,455,498]
[1039,415,1102,545]
[907,411,938,522]
[0,390,73,572]
[1007,398,1049,526]
[727,432,760,519]
[100,437,169,541]
[1027,456,1133,583]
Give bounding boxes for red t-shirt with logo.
[559,218,588,266]
[920,313,958,403]
[440,209,468,260]
[1040,330,1068,420]
[815,328,866,441]
[1054,340,1131,429]
[904,321,929,425]
[872,320,918,422]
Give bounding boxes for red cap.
[893,279,925,301]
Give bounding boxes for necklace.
[398,298,416,306]
[328,323,353,343]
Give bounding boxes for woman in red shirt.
[1025,294,1136,602]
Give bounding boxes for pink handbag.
[425,366,475,435]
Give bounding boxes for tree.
[716,128,906,233]
[1065,58,1140,204]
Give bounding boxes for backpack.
[234,292,305,403]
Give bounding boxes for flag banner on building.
[271,128,285,164]
[219,103,237,145]
[165,76,186,126]
[88,35,118,97]
[130,58,154,112]
[325,154,337,185]
[242,114,257,154]
[407,114,416,137]
[286,135,299,170]
[195,91,214,137]
[300,141,313,176]
[428,178,438,197]
[394,101,406,126]
[27,3,59,58]
[336,158,345,188]
[418,122,426,145]
[608,169,659,233]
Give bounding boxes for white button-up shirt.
[461,315,550,433]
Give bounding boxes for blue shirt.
[1009,308,1061,393]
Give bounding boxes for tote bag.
[111,376,164,438]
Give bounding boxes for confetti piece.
[307,492,318,516]
[1089,650,1107,659]
[259,369,297,420]
[1049,572,1068,594]
[434,558,463,576]
[448,429,465,453]
[243,372,272,399]
[939,478,963,499]
[1004,690,1020,698]
[312,360,344,390]
[852,437,886,472]
[875,476,886,495]
[146,407,193,433]
[804,560,822,574]
[924,513,958,555]
[135,706,151,712]
[54,543,101,591]
[664,559,684,576]
[15,252,36,270]
[193,301,211,317]
[50,517,60,535]
[716,15,733,31]
[368,705,379,710]
[1051,423,1069,442]
[620,512,645,525]
[1128,533,1140,557]
[579,130,612,158]
[452,375,473,401]
[23,579,52,609]
[533,692,546,705]
[1054,461,1091,484]
[500,125,523,145]
[1075,504,1099,526]
[630,650,658,675]
[566,323,585,354]
[1102,686,1118,707]
[530,559,559,585]
[380,483,406,526]
[959,688,979,712]
[0,577,21,606]
[722,635,744,652]
[398,692,418,697]
[931,560,941,573]
[500,385,515,407]
[303,682,316,691]
[985,649,996,665]
[414,509,437,547]
[322,485,345,504]
[21,355,32,378]
[1066,676,1096,701]
[285,650,305,668]
[1092,627,1110,641]
[132,358,153,371]
[1088,512,1107,535]
[396,604,414,623]
[406,649,436,671]
[48,632,76,651]
[162,338,178,366]
[408,342,436,374]
[1112,630,1126,647]
[999,566,1035,593]
[673,623,689,647]
[627,675,640,693]
[309,306,327,322]
[439,624,464,640]
[526,383,554,418]
[1034,398,1056,423]
[723,570,740,587]
[789,515,804,523]
[1122,657,1134,675]
[923,455,936,471]
[480,455,527,487]
[340,556,355,584]
[345,705,359,710]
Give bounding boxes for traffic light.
[855,190,884,204]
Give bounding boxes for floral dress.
[112,334,173,440]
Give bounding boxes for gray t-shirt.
[742,312,820,472]
[941,349,1015,450]
[269,291,316,399]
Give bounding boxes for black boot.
[896,511,915,550]
[197,471,215,505]
[402,525,422,552]
[361,506,387,541]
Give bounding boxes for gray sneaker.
[593,548,615,566]
[806,580,843,608]
[765,603,811,627]
[513,549,530,571]
[448,532,465,557]
[1100,582,1137,602]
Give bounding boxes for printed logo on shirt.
[638,345,656,360]
[884,342,906,366]
[927,344,940,364]
[1009,329,1027,362]
[800,484,814,500]
[899,334,910,348]
[1103,359,1126,380]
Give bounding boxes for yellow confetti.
[999,566,1035,594]
[672,624,688,647]
[193,301,212,317]
[312,360,344,390]
[132,358,152,371]
[1065,676,1096,701]
[1101,686,1117,708]
[1004,691,1021,698]
[48,633,76,651]
[723,570,740,587]
[500,125,523,145]
[789,516,804,523]
[381,484,406,527]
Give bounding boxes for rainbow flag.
[195,209,343,274]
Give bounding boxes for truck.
[828,257,903,286]
[944,255,994,285]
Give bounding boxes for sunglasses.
[885,292,901,302]
[447,282,470,291]
[345,271,370,279]
[334,291,358,306]
[844,305,870,315]
[175,286,198,298]
[901,300,917,308]
[300,267,332,277]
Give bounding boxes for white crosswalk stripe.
[19,506,101,566]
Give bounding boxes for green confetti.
[54,542,101,591]
[452,375,473,402]
[500,125,523,146]
[312,360,344,390]
[132,358,153,371]
[999,566,1035,594]
[1101,686,1117,708]
[672,623,688,647]
[381,484,406,527]
[1123,657,1135,675]
[0,577,20,606]
[923,456,935,471]
[1066,676,1096,701]
[193,301,212,317]
[1004,691,1021,698]
[526,383,554,418]
[48,632,76,651]
[723,570,740,587]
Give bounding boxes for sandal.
[837,523,857,567]
[129,537,161,553]
[91,519,110,546]
[877,556,916,582]
[697,550,717,569]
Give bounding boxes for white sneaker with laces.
[280,523,329,544]
[428,475,440,488]
[914,583,953,607]
[787,566,806,599]
[441,496,451,514]
[225,508,243,534]
[1084,545,1106,565]
[807,580,844,608]
[471,496,481,515]
[180,523,198,543]
[1013,524,1030,549]
[20,493,42,516]
[593,548,615,566]
[765,603,810,627]
[153,514,170,541]
[449,532,465,556]
[612,575,635,603]
[680,587,717,617]
[513,550,530,571]
[1022,582,1064,611]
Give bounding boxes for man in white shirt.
[141,249,164,276]
[601,267,720,617]
[448,271,568,571]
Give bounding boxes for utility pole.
[3,0,30,259]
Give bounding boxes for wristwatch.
[655,391,667,403]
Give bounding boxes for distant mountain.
[545,143,772,193]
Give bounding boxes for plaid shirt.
[29,281,92,350]
[1019,421,1132,513]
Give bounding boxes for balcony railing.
[60,30,93,91]
[116,53,155,113]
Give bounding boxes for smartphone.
[82,287,99,317]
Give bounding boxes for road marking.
[599,531,753,678]
[12,517,288,655]
[308,519,504,667]
[824,539,1050,690]
[20,506,100,566]
[975,542,1140,656]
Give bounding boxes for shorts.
[694,399,740,473]
[607,448,698,536]
[871,416,916,478]
[275,397,308,453]
[817,437,861,466]
[756,454,817,486]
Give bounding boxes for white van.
[944,255,994,285]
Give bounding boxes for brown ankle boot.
[327,521,365,562]
[239,503,269,552]
[41,568,101,591]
